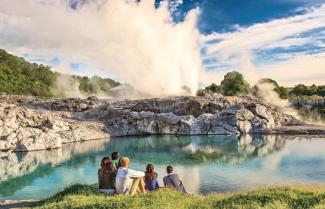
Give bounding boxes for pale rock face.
[0,94,301,152]
[94,96,297,136]
[0,99,108,152]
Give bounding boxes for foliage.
[0,49,57,97]
[72,75,120,95]
[197,71,324,100]
[291,84,325,97]
[197,83,222,96]
[221,71,251,96]
[32,184,325,209]
[196,71,250,96]
[0,49,120,97]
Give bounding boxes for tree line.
[0,49,120,97]
[197,71,325,99]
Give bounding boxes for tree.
[309,84,318,96]
[0,49,120,97]
[220,71,250,96]
[317,86,325,97]
[291,84,308,96]
[205,83,221,93]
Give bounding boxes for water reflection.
[104,135,286,165]
[1,135,324,199]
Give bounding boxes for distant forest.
[0,49,120,97]
[197,71,325,99]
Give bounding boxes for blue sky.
[173,0,324,33]
[0,0,325,88]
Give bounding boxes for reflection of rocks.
[0,139,108,182]
[105,135,286,164]
[180,135,286,164]
[238,135,285,157]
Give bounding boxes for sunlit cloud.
[203,4,325,86]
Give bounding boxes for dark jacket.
[98,168,116,189]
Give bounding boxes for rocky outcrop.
[1,94,324,152]
[291,98,325,108]
[0,99,108,152]
[78,95,297,136]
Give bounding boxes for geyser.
[0,0,203,96]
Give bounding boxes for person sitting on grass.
[98,157,116,194]
[144,164,159,191]
[115,156,146,195]
[163,165,186,192]
[111,151,121,170]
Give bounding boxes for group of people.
[98,152,185,195]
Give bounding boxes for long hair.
[100,157,112,176]
[145,164,155,181]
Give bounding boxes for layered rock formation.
[79,95,297,136]
[1,94,324,152]
[0,96,108,152]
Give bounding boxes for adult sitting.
[163,165,186,192]
[144,164,159,191]
[98,157,116,194]
[115,157,146,195]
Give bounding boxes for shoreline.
[1,130,325,155]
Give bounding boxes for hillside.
[0,49,120,97]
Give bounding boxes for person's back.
[163,173,181,190]
[144,164,159,191]
[163,165,185,192]
[98,157,116,194]
[98,168,115,189]
[115,157,145,195]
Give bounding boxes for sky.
[0,0,325,91]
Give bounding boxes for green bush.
[220,71,250,96]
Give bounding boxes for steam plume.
[0,0,202,96]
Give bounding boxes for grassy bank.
[30,184,325,209]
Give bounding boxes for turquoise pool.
[1,135,325,200]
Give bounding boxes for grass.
[30,184,325,209]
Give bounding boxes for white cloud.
[0,0,202,96]
[1,0,324,94]
[202,4,325,86]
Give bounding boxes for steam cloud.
[0,0,202,96]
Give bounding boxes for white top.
[115,167,145,194]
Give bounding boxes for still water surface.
[1,135,325,200]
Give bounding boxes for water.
[1,135,325,200]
